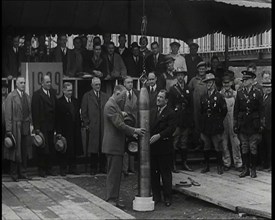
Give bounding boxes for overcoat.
[145,53,165,77]
[3,47,24,77]
[56,95,83,156]
[4,90,32,162]
[150,106,177,155]
[31,87,56,154]
[263,92,272,131]
[102,96,135,156]
[81,90,108,153]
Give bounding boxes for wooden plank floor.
[2,177,135,220]
[172,168,271,219]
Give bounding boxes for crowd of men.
[2,33,272,208]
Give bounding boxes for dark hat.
[131,42,139,49]
[175,67,187,75]
[170,41,180,47]
[222,75,233,83]
[202,73,216,82]
[126,137,138,155]
[189,42,199,48]
[162,55,175,64]
[4,133,16,149]
[124,113,136,127]
[261,80,272,87]
[33,132,45,148]
[241,70,256,79]
[197,61,206,69]
[55,135,67,153]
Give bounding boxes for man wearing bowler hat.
[169,67,194,172]
[233,70,264,178]
[4,77,32,181]
[200,73,227,175]
[220,72,243,172]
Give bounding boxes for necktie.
[154,55,157,66]
[128,91,132,100]
[47,90,50,98]
[150,87,154,94]
[68,98,71,103]
[157,107,161,117]
[97,91,100,98]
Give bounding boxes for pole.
[127,0,132,48]
[224,35,229,70]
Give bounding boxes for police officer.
[200,73,228,175]
[169,67,193,172]
[233,70,264,178]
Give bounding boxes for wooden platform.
[2,176,135,220]
[172,168,271,219]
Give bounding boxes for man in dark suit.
[3,35,24,78]
[81,77,109,175]
[150,89,177,207]
[51,34,72,76]
[145,41,165,77]
[146,72,160,110]
[115,34,131,64]
[56,82,83,176]
[185,42,203,83]
[102,85,145,208]
[125,42,144,78]
[31,75,57,177]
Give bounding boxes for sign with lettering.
[21,62,63,97]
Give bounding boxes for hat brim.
[4,134,16,149]
[33,132,45,148]
[203,78,215,82]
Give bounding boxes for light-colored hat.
[4,133,16,149]
[202,73,216,82]
[261,80,272,87]
[55,135,67,154]
[175,67,187,75]
[197,61,206,69]
[33,132,45,148]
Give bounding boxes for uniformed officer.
[233,70,264,178]
[169,67,193,172]
[200,73,228,174]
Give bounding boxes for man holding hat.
[4,76,32,181]
[260,80,272,171]
[200,73,228,174]
[220,72,242,172]
[169,67,193,172]
[157,55,177,91]
[169,42,187,79]
[233,70,264,178]
[185,42,203,84]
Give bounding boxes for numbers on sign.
[37,72,43,85]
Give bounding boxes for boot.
[201,151,210,173]
[181,150,193,171]
[217,151,223,175]
[239,153,250,178]
[250,154,257,178]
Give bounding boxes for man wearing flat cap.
[185,42,203,84]
[220,72,242,172]
[169,42,187,81]
[259,80,272,171]
[169,68,194,172]
[233,70,264,178]
[200,73,227,175]
[4,76,32,181]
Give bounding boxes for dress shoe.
[239,167,250,178]
[217,166,223,175]
[19,174,32,180]
[182,162,193,171]
[39,170,46,178]
[223,166,230,171]
[250,168,257,178]
[164,201,171,207]
[116,201,126,209]
[172,169,180,173]
[11,176,19,182]
[201,166,210,173]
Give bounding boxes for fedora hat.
[55,135,67,153]
[175,67,187,75]
[261,80,272,87]
[33,132,45,148]
[202,73,216,82]
[241,70,256,80]
[4,133,16,149]
[126,137,138,156]
[162,55,175,64]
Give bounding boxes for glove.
[233,126,239,134]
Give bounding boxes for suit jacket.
[81,90,108,153]
[104,53,127,79]
[124,89,140,126]
[67,49,86,77]
[51,46,72,76]
[115,47,131,63]
[150,106,177,155]
[3,47,24,77]
[56,95,83,156]
[83,51,107,77]
[185,54,203,83]
[146,85,160,110]
[145,53,166,77]
[4,90,32,162]
[102,96,135,156]
[263,92,272,131]
[125,55,144,77]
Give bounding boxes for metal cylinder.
[138,85,151,197]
